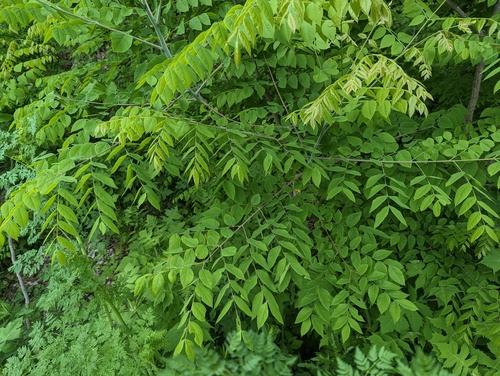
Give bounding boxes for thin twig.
[265,60,289,115]
[8,236,31,328]
[4,162,30,328]
[35,0,161,50]
[195,62,225,95]
[55,96,147,107]
[319,157,497,164]
[194,122,278,141]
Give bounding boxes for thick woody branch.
[466,60,485,123]
[446,0,500,123]
[494,1,500,15]
[445,0,468,18]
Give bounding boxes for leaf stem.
[142,0,173,58]
[319,157,498,164]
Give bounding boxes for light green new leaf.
[341,324,351,343]
[151,273,165,296]
[487,161,500,176]
[173,339,184,356]
[58,220,79,238]
[372,249,392,261]
[57,236,75,252]
[362,101,377,120]
[110,32,133,53]
[0,319,22,346]
[434,341,476,376]
[225,264,245,280]
[251,194,261,205]
[409,14,426,26]
[467,211,482,231]
[389,301,401,323]
[256,302,269,329]
[188,321,204,346]
[369,196,387,213]
[13,207,29,228]
[180,267,195,288]
[134,275,148,296]
[414,185,431,200]
[57,204,78,224]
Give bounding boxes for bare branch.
[446,0,499,123]
[8,236,31,328]
[494,1,500,15]
[445,0,468,18]
[466,60,485,123]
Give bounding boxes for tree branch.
[446,0,500,123]
[35,0,161,50]
[142,0,173,58]
[8,236,31,328]
[494,1,500,15]
[445,0,468,18]
[466,60,485,123]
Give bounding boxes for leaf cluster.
[0,0,499,375]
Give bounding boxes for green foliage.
[2,255,170,375]
[160,338,455,376]
[332,346,455,376]
[159,330,296,376]
[0,319,22,357]
[0,0,500,375]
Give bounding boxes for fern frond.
[397,348,456,376]
[336,358,357,376]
